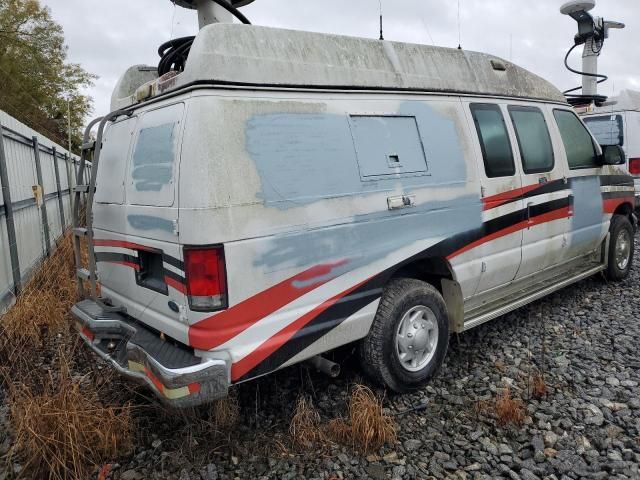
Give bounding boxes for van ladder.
[72,111,131,309]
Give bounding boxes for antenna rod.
[379,0,384,40]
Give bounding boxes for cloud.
[42,0,639,117]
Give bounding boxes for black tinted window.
[508,106,554,174]
[470,104,515,178]
[554,110,598,169]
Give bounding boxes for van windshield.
[584,115,624,147]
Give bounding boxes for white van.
[580,90,640,209]
[71,24,636,407]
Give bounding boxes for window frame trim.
[507,105,555,175]
[469,103,516,179]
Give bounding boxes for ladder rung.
[81,141,96,151]
[77,268,93,281]
[74,227,88,237]
[74,185,90,193]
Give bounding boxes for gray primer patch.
[128,215,174,233]
[253,195,483,275]
[245,102,467,209]
[132,123,175,192]
[570,176,604,247]
[399,102,467,186]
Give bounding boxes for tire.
[605,214,635,281]
[358,278,449,393]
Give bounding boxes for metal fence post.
[0,123,22,296]
[32,136,51,256]
[52,148,66,231]
[65,153,74,213]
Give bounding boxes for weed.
[7,349,133,480]
[289,395,324,449]
[494,388,526,426]
[531,373,547,399]
[327,385,397,453]
[212,392,240,430]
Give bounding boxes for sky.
[41,0,640,118]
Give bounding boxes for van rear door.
[94,102,189,343]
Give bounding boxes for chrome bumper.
[71,299,229,408]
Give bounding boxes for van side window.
[470,104,515,178]
[554,110,598,169]
[508,106,554,174]
[583,114,624,147]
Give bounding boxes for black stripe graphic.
[240,196,575,381]
[485,174,634,210]
[600,175,634,188]
[164,269,186,285]
[95,252,138,266]
[163,254,184,271]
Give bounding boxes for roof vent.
[491,59,507,71]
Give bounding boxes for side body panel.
[92,88,635,387]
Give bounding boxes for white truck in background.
[580,90,640,209]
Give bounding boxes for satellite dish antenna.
[560,0,625,104]
[172,0,255,28]
[560,0,595,16]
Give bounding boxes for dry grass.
[7,350,133,480]
[289,396,324,449]
[0,232,79,380]
[478,387,526,427]
[531,373,547,399]
[212,392,240,430]
[327,385,397,453]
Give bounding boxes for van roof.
[113,24,567,110]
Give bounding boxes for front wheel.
[605,214,635,281]
[358,278,449,393]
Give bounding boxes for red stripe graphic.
[231,278,369,381]
[482,184,541,211]
[448,206,572,259]
[165,275,187,294]
[189,260,349,351]
[107,260,140,271]
[94,239,157,252]
[603,197,634,214]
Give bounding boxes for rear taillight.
[184,246,228,312]
[629,158,640,176]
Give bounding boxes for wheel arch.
[388,256,465,333]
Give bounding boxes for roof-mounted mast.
[560,0,624,104]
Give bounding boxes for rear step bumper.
[71,299,229,408]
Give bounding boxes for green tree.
[0,0,95,152]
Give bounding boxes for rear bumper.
[71,299,230,408]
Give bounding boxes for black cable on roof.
[562,39,609,106]
[157,0,251,77]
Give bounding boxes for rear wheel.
[359,278,449,393]
[605,214,634,281]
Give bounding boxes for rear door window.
[127,103,184,207]
[583,114,624,146]
[554,110,598,169]
[508,106,554,174]
[470,104,515,178]
[96,117,137,204]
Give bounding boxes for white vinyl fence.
[0,109,85,310]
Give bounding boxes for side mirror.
[600,145,626,166]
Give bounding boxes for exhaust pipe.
[308,355,341,378]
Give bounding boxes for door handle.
[527,202,534,225]
[568,194,574,217]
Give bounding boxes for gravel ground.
[2,234,640,480]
